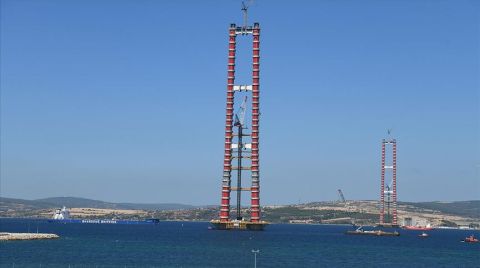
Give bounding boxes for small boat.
[418,232,429,238]
[461,235,479,243]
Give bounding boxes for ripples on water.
[0,218,479,267]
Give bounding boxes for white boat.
[418,232,429,238]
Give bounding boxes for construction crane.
[337,189,346,203]
[241,1,254,29]
[337,189,356,226]
[234,96,248,220]
[234,96,247,128]
[384,180,393,223]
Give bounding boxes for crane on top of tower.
[234,96,248,128]
[241,1,254,29]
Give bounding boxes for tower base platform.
[210,220,268,231]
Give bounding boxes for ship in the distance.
[49,206,160,225]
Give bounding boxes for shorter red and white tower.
[379,134,398,227]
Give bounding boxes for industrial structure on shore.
[378,131,399,227]
[210,3,267,230]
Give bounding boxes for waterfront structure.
[0,233,59,241]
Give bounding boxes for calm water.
[1,218,479,267]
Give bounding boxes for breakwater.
[0,232,59,241]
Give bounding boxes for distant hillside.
[1,197,479,225]
[35,197,120,209]
[2,197,479,225]
[402,201,480,219]
[1,196,195,211]
[0,197,54,210]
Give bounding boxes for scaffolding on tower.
[210,2,268,231]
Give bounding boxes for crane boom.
[234,96,248,127]
[337,189,346,203]
[234,95,248,221]
[241,0,254,28]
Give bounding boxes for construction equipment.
[234,96,248,220]
[234,96,247,128]
[241,1,254,29]
[337,189,346,203]
[384,180,393,223]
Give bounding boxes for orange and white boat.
[462,235,479,243]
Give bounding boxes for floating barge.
[346,227,400,236]
[210,219,268,231]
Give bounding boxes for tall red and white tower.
[379,135,398,227]
[211,7,267,231]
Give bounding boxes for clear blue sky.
[1,0,478,204]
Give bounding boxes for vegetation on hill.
[262,206,377,224]
[402,201,480,219]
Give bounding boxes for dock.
[0,232,59,241]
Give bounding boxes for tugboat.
[49,206,160,225]
[461,235,479,243]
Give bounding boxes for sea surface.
[0,218,479,267]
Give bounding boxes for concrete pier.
[0,232,59,241]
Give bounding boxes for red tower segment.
[392,141,398,225]
[250,23,261,222]
[219,24,237,222]
[379,138,398,226]
[379,141,386,224]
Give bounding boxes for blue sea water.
[0,218,479,267]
